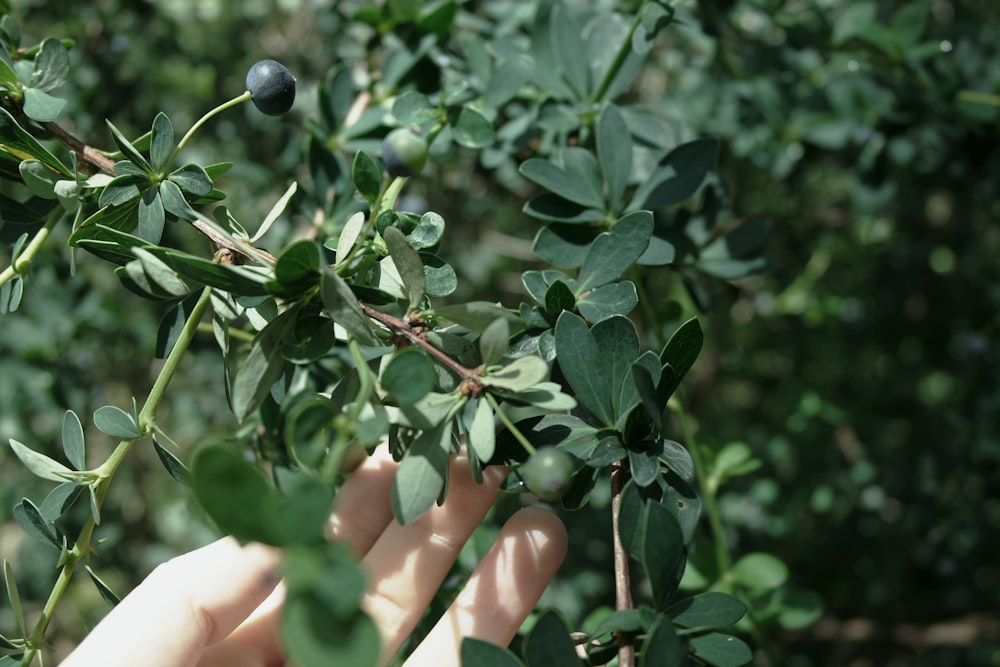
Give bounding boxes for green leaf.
[320,269,378,345]
[407,211,445,249]
[22,87,66,122]
[551,5,591,99]
[13,498,60,548]
[421,252,457,297]
[576,211,653,293]
[590,607,655,640]
[137,187,165,243]
[481,355,550,392]
[520,159,604,210]
[617,480,645,556]
[523,194,605,224]
[0,55,17,89]
[689,633,753,667]
[628,447,660,487]
[151,436,190,486]
[532,223,600,269]
[283,590,380,667]
[460,637,526,667]
[591,315,640,425]
[668,592,747,629]
[0,107,71,175]
[643,501,686,610]
[479,317,510,367]
[382,348,435,403]
[158,179,194,220]
[731,552,788,593]
[105,119,152,174]
[192,444,270,542]
[660,317,703,397]
[98,174,143,208]
[85,566,122,606]
[544,280,576,316]
[133,247,191,297]
[169,163,213,196]
[452,105,495,148]
[231,309,297,421]
[660,439,694,481]
[30,37,70,91]
[391,420,452,524]
[149,112,174,173]
[554,312,612,425]
[392,90,438,125]
[639,616,686,667]
[4,560,26,638]
[630,139,719,211]
[468,397,496,464]
[597,104,632,210]
[335,212,366,265]
[19,160,59,199]
[273,239,321,295]
[39,482,84,522]
[8,439,75,482]
[383,226,425,311]
[524,609,578,667]
[352,150,383,203]
[485,55,532,108]
[433,302,522,335]
[663,471,701,543]
[93,405,140,439]
[61,410,85,470]
[158,249,270,296]
[577,281,638,323]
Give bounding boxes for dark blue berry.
[246,60,296,116]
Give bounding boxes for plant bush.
[2,0,998,666]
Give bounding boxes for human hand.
[60,451,567,667]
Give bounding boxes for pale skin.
[61,451,568,667]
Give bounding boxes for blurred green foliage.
[1,0,998,665]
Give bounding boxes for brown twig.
[40,120,117,175]
[39,120,277,265]
[359,302,483,390]
[611,460,636,667]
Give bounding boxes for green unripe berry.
[382,127,428,177]
[246,59,296,116]
[521,448,574,502]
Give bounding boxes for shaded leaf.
[231,309,297,421]
[149,112,173,173]
[639,616,686,667]
[577,281,638,323]
[576,211,653,293]
[524,609,578,667]
[481,355,550,392]
[13,498,60,548]
[391,421,452,524]
[660,317,703,397]
[383,226,425,310]
[383,348,435,403]
[597,104,632,209]
[668,592,747,629]
[520,159,604,209]
[643,501,686,609]
[86,566,122,606]
[479,317,510,367]
[731,552,788,592]
[452,105,495,148]
[353,150,382,202]
[321,269,378,345]
[152,437,191,487]
[460,637,525,667]
[554,312,612,425]
[689,633,753,667]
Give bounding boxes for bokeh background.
[1,0,998,665]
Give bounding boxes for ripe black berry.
[522,448,574,502]
[246,59,296,116]
[381,127,428,177]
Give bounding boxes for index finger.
[60,538,281,667]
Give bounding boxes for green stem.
[168,91,253,169]
[0,207,62,288]
[371,174,407,221]
[671,398,732,587]
[486,393,536,455]
[20,286,213,667]
[590,1,647,103]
